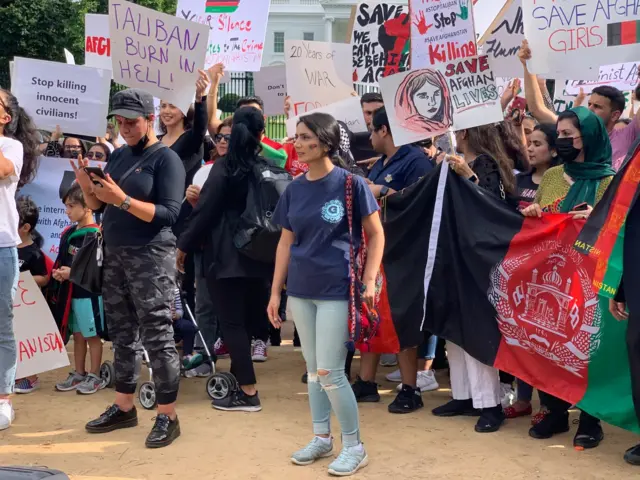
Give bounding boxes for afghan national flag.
[607,20,640,46]
[382,163,640,433]
[261,137,288,169]
[205,0,240,14]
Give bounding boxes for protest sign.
[85,14,112,70]
[351,2,411,85]
[523,0,640,77]
[14,273,70,379]
[253,65,287,117]
[480,0,524,78]
[64,49,76,65]
[410,0,477,69]
[554,79,635,117]
[193,163,214,187]
[473,0,508,39]
[285,40,353,117]
[109,0,209,114]
[19,157,105,257]
[11,57,110,138]
[565,62,640,96]
[285,96,368,138]
[379,55,502,146]
[176,0,270,71]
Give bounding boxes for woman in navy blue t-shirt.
[268,113,384,477]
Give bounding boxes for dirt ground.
[1,322,638,480]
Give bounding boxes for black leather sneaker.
[573,413,604,449]
[351,376,380,403]
[388,385,423,414]
[624,443,640,465]
[145,414,181,448]
[529,410,570,439]
[475,405,505,433]
[86,405,138,433]
[432,399,480,417]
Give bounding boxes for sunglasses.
[215,133,231,142]
[87,151,105,160]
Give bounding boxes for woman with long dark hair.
[176,107,273,413]
[0,88,40,430]
[516,123,558,207]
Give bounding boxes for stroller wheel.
[139,381,157,410]
[206,373,238,400]
[100,361,115,388]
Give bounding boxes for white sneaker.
[0,399,15,431]
[385,369,402,382]
[395,370,439,392]
[500,382,515,407]
[252,340,268,362]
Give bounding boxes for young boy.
[47,183,106,395]
[14,197,50,394]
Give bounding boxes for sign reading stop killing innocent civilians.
[85,14,112,70]
[379,55,502,146]
[109,0,209,114]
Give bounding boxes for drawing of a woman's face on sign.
[395,69,453,137]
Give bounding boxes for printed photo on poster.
[351,2,411,85]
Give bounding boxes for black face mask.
[555,137,581,162]
[131,121,150,155]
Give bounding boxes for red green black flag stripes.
[607,20,640,46]
[205,0,240,14]
[381,164,639,434]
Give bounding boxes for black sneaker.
[388,385,423,414]
[86,405,138,433]
[475,405,505,433]
[212,389,262,412]
[432,399,480,417]
[145,414,181,448]
[351,376,380,403]
[573,413,603,449]
[624,443,640,465]
[529,411,570,439]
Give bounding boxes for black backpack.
[233,160,292,263]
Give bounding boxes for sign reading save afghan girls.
[565,62,640,95]
[351,2,410,85]
[379,55,502,146]
[176,0,270,71]
[285,40,353,117]
[14,273,70,379]
[11,57,110,138]
[410,0,477,69]
[523,0,640,77]
[109,0,209,115]
[85,14,112,70]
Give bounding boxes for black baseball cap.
[108,88,154,119]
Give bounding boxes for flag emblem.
[607,20,640,46]
[205,0,240,14]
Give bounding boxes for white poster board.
[109,0,209,114]
[286,96,368,137]
[285,40,353,118]
[192,163,214,187]
[410,0,477,69]
[85,14,112,71]
[473,0,508,40]
[523,0,640,77]
[553,79,635,117]
[351,2,410,85]
[565,62,640,96]
[481,0,524,78]
[379,55,503,146]
[11,57,111,138]
[176,0,270,71]
[14,273,70,379]
[253,65,287,117]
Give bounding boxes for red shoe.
[504,404,532,419]
[214,339,229,359]
[532,409,549,425]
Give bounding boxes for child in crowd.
[14,196,49,394]
[46,183,106,395]
[172,286,202,373]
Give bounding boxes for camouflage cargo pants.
[103,242,180,405]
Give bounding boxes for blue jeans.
[0,247,19,394]
[289,296,360,447]
[194,253,218,350]
[418,334,438,360]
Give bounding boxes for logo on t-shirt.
[321,199,345,224]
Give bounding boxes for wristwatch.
[118,195,131,211]
[379,186,390,197]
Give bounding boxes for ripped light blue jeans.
[288,296,360,447]
[0,247,19,395]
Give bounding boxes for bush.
[218,93,240,113]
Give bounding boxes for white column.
[324,16,335,42]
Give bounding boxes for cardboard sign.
[109,0,209,114]
[410,0,477,69]
[11,57,111,138]
[480,0,524,78]
[351,2,410,85]
[554,79,635,117]
[565,62,640,96]
[19,157,105,256]
[14,273,70,379]
[523,0,640,77]
[379,55,502,146]
[85,14,112,70]
[286,96,368,137]
[253,65,287,117]
[285,40,353,117]
[193,163,213,187]
[176,0,270,71]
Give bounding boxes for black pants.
[624,204,640,423]
[207,277,269,386]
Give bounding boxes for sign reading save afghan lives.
[14,273,70,379]
[109,0,209,114]
[85,14,112,70]
[11,57,111,138]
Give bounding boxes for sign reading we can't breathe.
[11,57,111,137]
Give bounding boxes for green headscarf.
[560,106,616,212]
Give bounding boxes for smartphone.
[573,202,589,211]
[84,167,106,186]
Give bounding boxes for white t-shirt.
[0,136,24,247]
